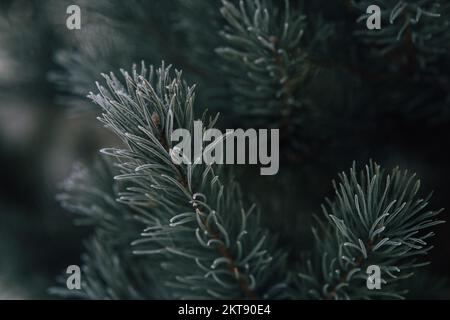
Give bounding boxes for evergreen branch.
[50,0,229,114]
[216,0,337,160]
[296,161,445,299]
[87,62,289,299]
[216,0,311,126]
[352,0,450,67]
[53,158,162,299]
[50,0,200,111]
[56,158,144,241]
[50,233,160,299]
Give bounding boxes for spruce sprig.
[297,162,445,299]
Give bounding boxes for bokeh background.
[0,0,449,299]
[0,0,107,298]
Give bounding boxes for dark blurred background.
[0,0,105,298]
[0,0,449,299]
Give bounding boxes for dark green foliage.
[348,0,450,122]
[57,159,142,245]
[49,0,181,110]
[49,0,227,112]
[51,0,449,299]
[54,158,159,299]
[217,0,309,118]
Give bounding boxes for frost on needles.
[54,62,445,300]
[79,62,288,299]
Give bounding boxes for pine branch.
[53,158,162,299]
[50,233,162,299]
[87,62,289,299]
[216,0,336,160]
[296,161,445,299]
[217,1,308,122]
[352,0,450,66]
[57,158,143,242]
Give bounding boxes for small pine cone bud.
[151,112,161,127]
